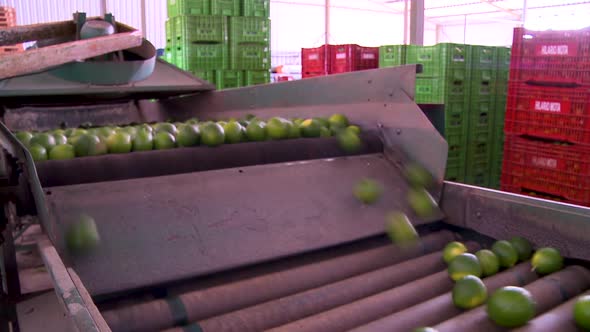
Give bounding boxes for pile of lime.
[438,236,568,328]
[13,114,362,162]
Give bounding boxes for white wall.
[434,22,516,47]
[0,0,167,49]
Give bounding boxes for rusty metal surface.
[103,231,455,332]
[350,262,538,332]
[268,271,455,332]
[194,250,450,332]
[515,290,590,332]
[442,182,590,261]
[44,154,434,296]
[35,134,382,187]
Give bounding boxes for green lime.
[246,120,267,142]
[200,122,225,147]
[328,114,349,129]
[337,129,362,153]
[288,122,301,138]
[65,128,88,137]
[448,253,482,281]
[132,129,154,151]
[121,126,138,139]
[52,129,66,136]
[65,214,100,254]
[106,132,132,154]
[29,144,48,162]
[353,178,382,204]
[73,134,107,157]
[486,286,535,327]
[136,124,153,133]
[176,124,200,147]
[154,131,176,150]
[491,240,518,268]
[531,247,563,275]
[49,144,75,160]
[443,241,468,264]
[97,127,115,139]
[405,163,434,188]
[413,328,438,332]
[30,133,56,151]
[386,212,418,246]
[300,119,322,138]
[186,118,199,125]
[347,125,361,135]
[155,122,178,135]
[509,237,533,262]
[15,131,33,146]
[217,121,227,128]
[223,121,245,144]
[52,133,67,145]
[452,275,488,309]
[266,117,290,140]
[314,117,330,128]
[320,126,332,137]
[574,295,590,330]
[475,249,500,277]
[407,188,437,218]
[292,118,304,126]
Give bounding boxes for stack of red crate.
[301,44,379,78]
[0,6,23,54]
[501,27,590,206]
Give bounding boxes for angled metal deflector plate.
[44,154,433,296]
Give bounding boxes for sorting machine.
[1,62,590,332]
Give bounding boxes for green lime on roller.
[29,144,48,162]
[475,249,500,277]
[448,253,482,281]
[452,275,488,309]
[176,124,200,147]
[509,236,533,262]
[132,129,154,151]
[574,295,590,330]
[337,128,362,153]
[531,247,563,275]
[49,144,76,160]
[223,121,245,144]
[328,114,349,129]
[486,286,536,328]
[443,241,468,264]
[266,117,290,140]
[491,240,518,269]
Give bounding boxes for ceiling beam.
[478,0,521,18]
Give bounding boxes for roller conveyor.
[1,64,590,332]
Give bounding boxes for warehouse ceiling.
[273,0,590,28]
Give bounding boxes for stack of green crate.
[404,43,471,182]
[489,47,510,189]
[165,0,270,89]
[463,45,498,187]
[378,45,406,68]
[228,14,271,86]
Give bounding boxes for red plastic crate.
[330,44,379,74]
[301,45,331,76]
[510,27,590,84]
[302,71,328,79]
[504,82,590,144]
[500,135,590,205]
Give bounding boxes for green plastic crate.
[211,0,240,16]
[174,43,228,70]
[497,47,511,69]
[243,0,270,17]
[444,99,469,137]
[172,15,227,44]
[379,45,406,68]
[465,161,491,187]
[414,76,469,104]
[216,70,243,89]
[229,17,270,44]
[471,45,497,70]
[230,43,270,70]
[244,70,270,86]
[445,157,465,182]
[468,99,495,135]
[167,0,210,17]
[190,70,216,84]
[406,43,470,77]
[466,132,492,166]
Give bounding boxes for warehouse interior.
[1,0,590,331]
